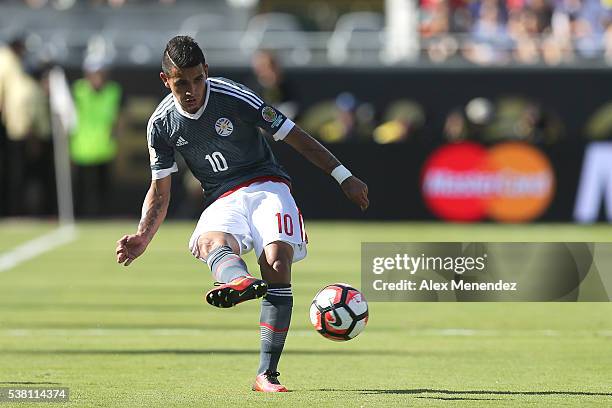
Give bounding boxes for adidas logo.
[176,136,188,146]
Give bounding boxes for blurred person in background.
[580,99,612,139]
[10,61,56,216]
[548,0,611,61]
[247,50,299,120]
[443,97,495,141]
[541,24,575,64]
[443,96,564,143]
[0,35,26,214]
[70,56,122,217]
[420,0,463,63]
[507,7,542,64]
[373,100,426,143]
[463,0,514,65]
[0,33,48,216]
[317,92,374,143]
[604,23,612,64]
[443,107,471,141]
[483,96,564,143]
[29,62,57,216]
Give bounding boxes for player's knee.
[270,258,291,276]
[264,244,292,275]
[265,250,293,276]
[196,235,230,260]
[259,242,293,283]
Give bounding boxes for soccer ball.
[309,283,369,341]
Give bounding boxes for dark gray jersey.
[147,77,295,208]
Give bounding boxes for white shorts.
[189,181,307,263]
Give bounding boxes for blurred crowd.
[301,92,564,145]
[421,0,612,65]
[233,50,567,145]
[9,0,612,66]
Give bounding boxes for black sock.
[258,284,292,375]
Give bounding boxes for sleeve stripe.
[151,162,178,180]
[149,96,174,123]
[151,99,173,121]
[210,87,260,109]
[209,83,263,108]
[209,78,264,104]
[272,118,295,141]
[152,95,174,116]
[147,97,174,140]
[209,78,264,105]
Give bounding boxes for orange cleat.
[252,371,288,392]
[205,276,267,308]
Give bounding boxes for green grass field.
[1,221,611,407]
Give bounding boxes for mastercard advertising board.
[421,142,555,222]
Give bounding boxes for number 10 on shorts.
[276,213,294,236]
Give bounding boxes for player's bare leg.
[196,231,267,308]
[253,241,293,392]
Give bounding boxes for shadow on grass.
[416,397,507,401]
[315,388,612,397]
[3,349,414,356]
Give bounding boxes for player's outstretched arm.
[116,175,172,266]
[283,126,369,211]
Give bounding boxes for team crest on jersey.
[261,106,277,123]
[215,117,234,137]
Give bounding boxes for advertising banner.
[421,142,556,222]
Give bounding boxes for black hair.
[161,36,205,75]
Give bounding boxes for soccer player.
[115,36,369,392]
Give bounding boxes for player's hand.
[116,234,149,266]
[341,176,369,211]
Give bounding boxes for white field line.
[0,225,77,272]
[1,328,611,337]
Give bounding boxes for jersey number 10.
[205,152,229,172]
[276,213,294,236]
